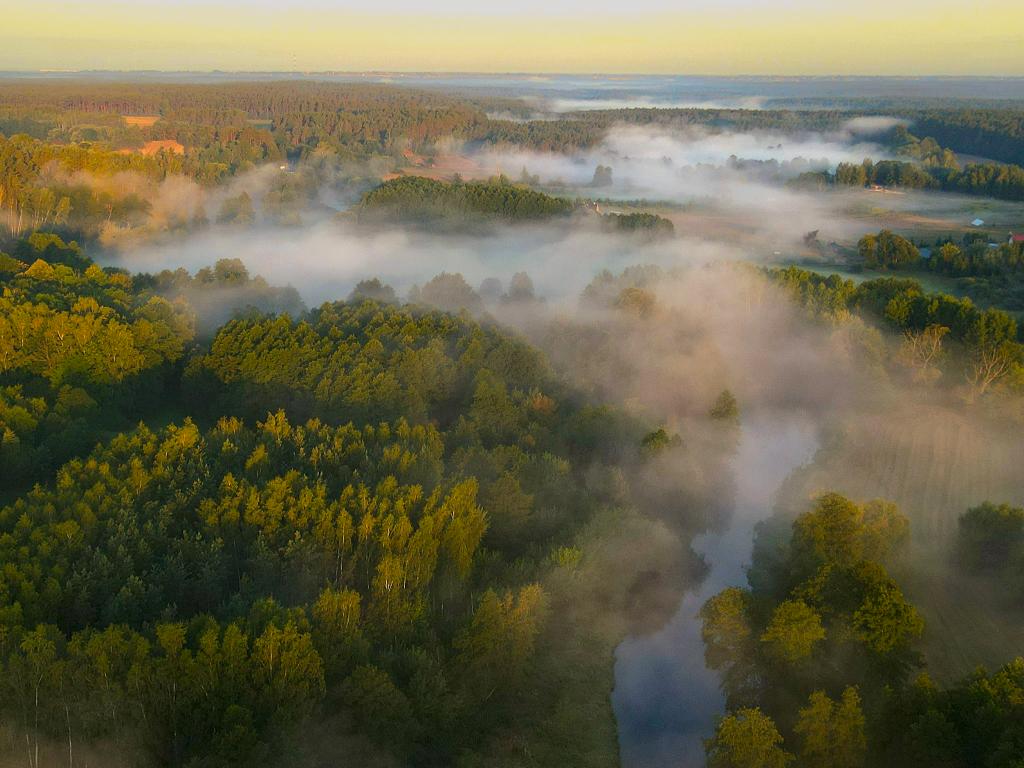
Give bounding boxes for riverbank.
[612,411,820,768]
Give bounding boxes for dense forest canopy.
[2,234,1023,767]
[0,233,194,489]
[356,176,574,226]
[354,176,674,235]
[0,240,677,765]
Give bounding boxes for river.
[612,411,820,768]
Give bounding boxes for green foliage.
[0,391,600,763]
[702,493,920,758]
[591,165,613,187]
[13,232,91,270]
[926,236,1024,284]
[956,502,1024,604]
[0,274,637,764]
[0,246,195,488]
[0,133,172,237]
[760,600,825,664]
[340,665,416,749]
[794,687,866,768]
[184,298,559,432]
[851,578,925,655]
[217,191,255,225]
[357,175,574,228]
[791,494,908,573]
[640,427,682,455]
[857,230,921,270]
[132,257,305,335]
[833,139,1024,202]
[349,278,398,304]
[613,286,658,319]
[706,708,793,768]
[876,660,1024,768]
[701,588,758,698]
[710,389,741,424]
[599,211,674,237]
[454,585,546,707]
[410,271,483,314]
[0,615,325,767]
[766,266,1024,398]
[695,490,1024,768]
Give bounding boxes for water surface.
[612,411,819,768]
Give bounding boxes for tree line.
[355,176,675,235]
[355,175,574,227]
[768,265,1023,400]
[817,157,1024,202]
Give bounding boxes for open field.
[901,561,1024,683]
[780,404,1024,679]
[786,406,1024,544]
[383,153,493,182]
[839,188,1024,243]
[122,114,160,127]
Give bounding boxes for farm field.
[779,404,1024,679]
[901,561,1024,682]
[839,188,1024,243]
[122,114,160,127]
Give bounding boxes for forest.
[355,176,574,227]
[1,76,1023,768]
[807,156,1024,202]
[354,176,674,235]
[0,234,682,766]
[3,79,1023,250]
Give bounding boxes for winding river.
[612,411,820,768]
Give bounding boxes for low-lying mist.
[539,96,769,112]
[484,120,889,180]
[107,220,746,307]
[86,116,959,280]
[95,122,900,305]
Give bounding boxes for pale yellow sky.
[2,0,1022,74]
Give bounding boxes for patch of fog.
[101,221,750,307]
[467,123,900,241]
[475,122,890,195]
[612,411,820,768]
[843,115,909,135]
[541,96,767,112]
[96,119,925,290]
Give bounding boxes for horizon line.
[4,70,1024,80]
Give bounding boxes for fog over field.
[101,118,907,299]
[480,119,892,181]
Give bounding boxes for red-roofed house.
[1010,232,1024,245]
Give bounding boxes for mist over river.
[612,411,820,768]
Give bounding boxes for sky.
[1,0,1023,75]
